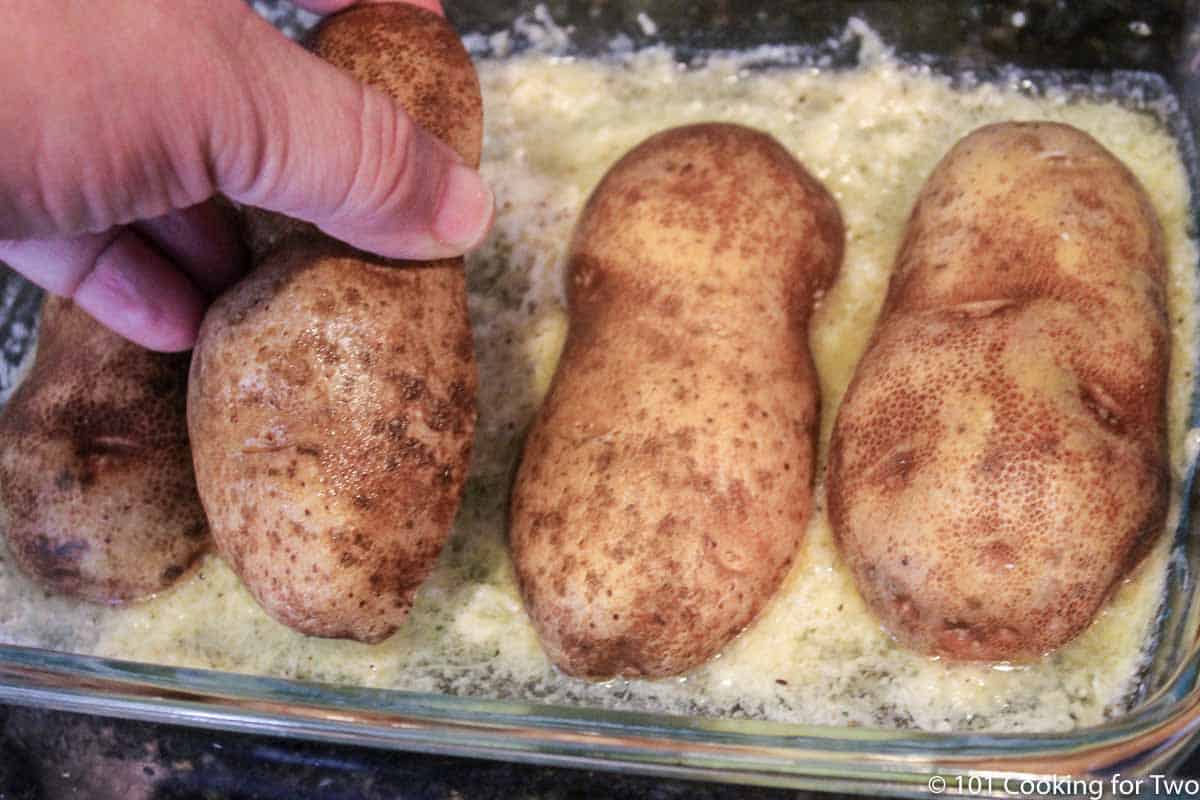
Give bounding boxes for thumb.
[211,7,492,261]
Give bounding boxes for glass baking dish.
[2,0,1200,795]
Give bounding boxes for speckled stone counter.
[4,704,1200,799]
[0,705,847,800]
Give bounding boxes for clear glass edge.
[1,635,1200,794]
[2,3,1200,793]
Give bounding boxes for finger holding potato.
[0,297,208,604]
[187,4,481,643]
[828,121,1169,661]
[510,123,844,678]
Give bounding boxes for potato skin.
[828,122,1169,661]
[188,4,480,642]
[0,298,208,603]
[510,123,844,678]
[188,243,475,642]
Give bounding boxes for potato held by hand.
[187,5,481,643]
[510,123,844,677]
[0,298,208,603]
[828,122,1169,660]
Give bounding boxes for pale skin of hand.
[0,0,493,351]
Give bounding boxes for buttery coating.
[828,122,1169,660]
[510,123,844,677]
[188,4,480,642]
[0,298,208,603]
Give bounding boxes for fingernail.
[432,165,494,253]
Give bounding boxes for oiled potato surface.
[828,122,1169,660]
[0,298,208,603]
[511,123,844,677]
[189,244,475,642]
[188,4,480,643]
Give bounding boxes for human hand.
[0,0,493,352]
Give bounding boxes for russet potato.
[510,123,844,677]
[828,122,1169,660]
[187,5,480,643]
[0,297,208,603]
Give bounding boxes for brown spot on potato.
[872,449,918,492]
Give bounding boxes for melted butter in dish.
[1,22,1197,733]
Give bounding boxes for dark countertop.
[0,704,843,800]
[2,703,1200,800]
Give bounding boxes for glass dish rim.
[4,5,1200,792]
[2,634,1200,795]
